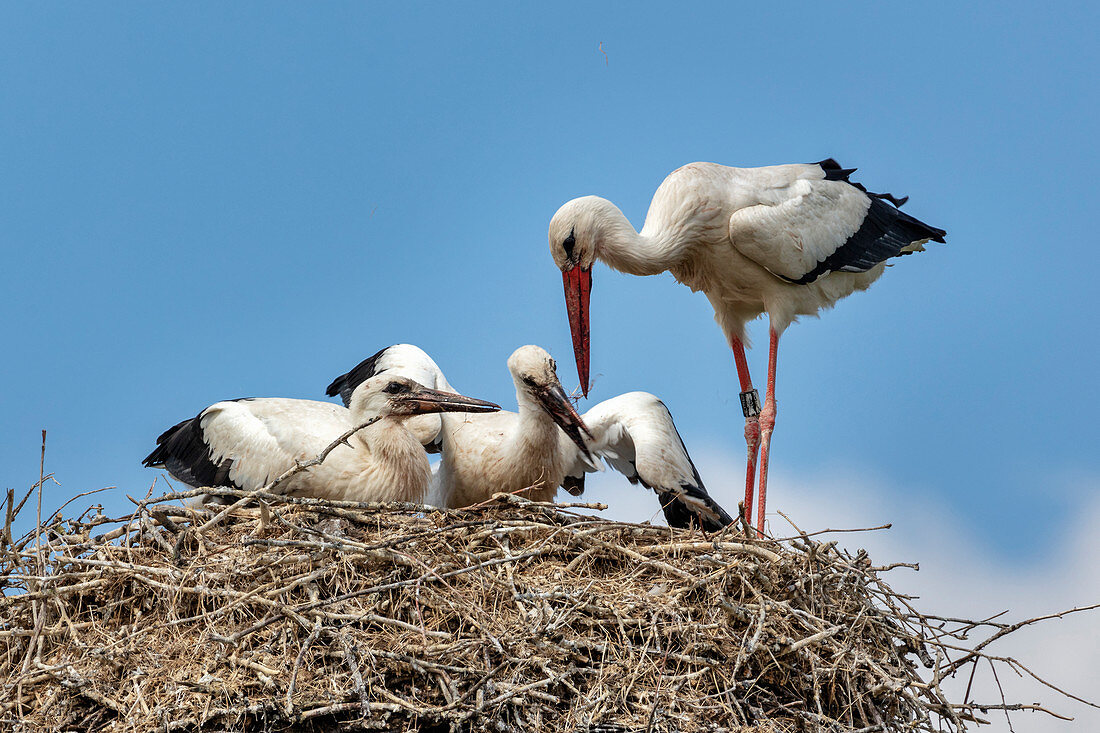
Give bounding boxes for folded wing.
[143,398,349,492]
[728,159,946,285]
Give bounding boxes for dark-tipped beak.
[400,386,501,415]
[562,266,591,398]
[536,381,594,461]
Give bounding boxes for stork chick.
[328,344,734,532]
[143,375,500,503]
[329,345,592,508]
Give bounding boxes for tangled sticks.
[0,488,1094,732]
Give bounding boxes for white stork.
[562,390,735,532]
[143,374,500,503]
[327,344,734,531]
[548,159,946,533]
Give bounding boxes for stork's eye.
[522,376,537,387]
[563,230,576,260]
[384,381,410,394]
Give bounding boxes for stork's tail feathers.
[142,417,195,469]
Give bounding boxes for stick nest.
[0,488,1078,732]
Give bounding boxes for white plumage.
[550,159,946,532]
[324,343,459,452]
[143,374,499,504]
[328,345,593,508]
[564,391,734,531]
[328,344,733,530]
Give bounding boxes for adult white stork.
[327,344,734,531]
[143,374,500,503]
[548,159,946,533]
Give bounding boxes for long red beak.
[562,266,592,397]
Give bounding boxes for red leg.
[756,329,779,533]
[730,336,760,533]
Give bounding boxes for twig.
[944,602,1100,674]
[286,619,322,715]
[338,633,369,715]
[779,625,844,656]
[36,430,46,577]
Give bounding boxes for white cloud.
[579,451,1100,733]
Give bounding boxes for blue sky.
[3,5,1098,561]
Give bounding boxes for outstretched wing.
[564,392,735,532]
[326,344,455,452]
[728,159,946,285]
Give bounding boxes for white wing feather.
[370,344,457,392]
[565,392,696,489]
[728,177,870,282]
[201,399,349,491]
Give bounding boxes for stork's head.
[549,196,623,398]
[350,375,500,420]
[549,196,610,273]
[507,345,594,460]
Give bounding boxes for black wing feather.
[325,347,389,407]
[784,159,948,285]
[657,401,735,531]
[142,402,249,489]
[658,485,736,533]
[656,450,736,532]
[816,157,910,207]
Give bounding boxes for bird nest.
[0,487,1087,732]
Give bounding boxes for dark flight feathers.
[142,403,247,489]
[326,347,388,407]
[789,158,947,285]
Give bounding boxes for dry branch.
[0,488,1094,732]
